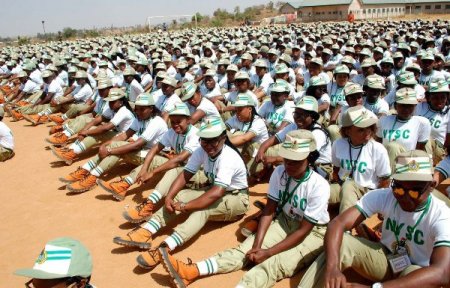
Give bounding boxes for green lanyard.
[175,125,191,154]
[392,196,431,251]
[279,168,311,210]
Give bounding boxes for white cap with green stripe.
[279,130,317,161]
[180,82,197,101]
[392,150,433,181]
[232,93,257,107]
[15,237,92,279]
[197,117,226,138]
[168,103,191,116]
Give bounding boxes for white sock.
[63,130,71,137]
[81,161,94,172]
[147,190,162,204]
[235,284,245,288]
[90,167,103,177]
[163,231,184,251]
[142,219,161,234]
[124,176,134,185]
[70,141,85,154]
[196,257,218,276]
[62,114,68,120]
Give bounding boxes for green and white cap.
[365,74,385,89]
[197,117,226,138]
[274,63,289,74]
[134,93,155,106]
[17,71,28,78]
[235,71,250,80]
[279,129,317,161]
[15,237,92,279]
[310,57,323,66]
[168,103,191,116]
[161,76,177,87]
[422,52,435,61]
[380,57,394,65]
[254,59,268,68]
[180,82,197,101]
[227,64,239,72]
[97,78,113,89]
[74,70,88,79]
[68,66,78,73]
[309,76,326,87]
[41,70,53,78]
[392,150,433,181]
[395,87,417,104]
[398,71,417,85]
[393,51,404,59]
[333,65,350,75]
[232,93,257,107]
[295,96,319,114]
[344,82,363,96]
[361,58,376,68]
[123,67,137,76]
[341,105,378,128]
[104,88,126,101]
[428,79,450,93]
[270,81,290,93]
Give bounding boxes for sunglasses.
[391,181,429,200]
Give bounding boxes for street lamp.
[41,20,46,34]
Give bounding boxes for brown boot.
[113,227,152,249]
[48,113,65,125]
[49,125,63,135]
[46,132,69,146]
[10,109,23,121]
[67,175,97,193]
[122,199,154,223]
[59,167,90,184]
[136,247,164,270]
[50,146,77,165]
[159,246,200,288]
[98,178,130,201]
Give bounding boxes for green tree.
[192,12,204,22]
[267,1,274,10]
[62,27,77,39]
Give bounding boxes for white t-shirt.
[224,90,260,109]
[436,156,450,179]
[250,73,274,95]
[110,106,135,132]
[276,123,332,164]
[48,80,64,99]
[419,70,445,87]
[21,79,40,94]
[332,139,391,189]
[258,100,294,135]
[126,79,144,102]
[225,115,269,144]
[377,115,431,150]
[187,97,221,119]
[155,93,182,113]
[200,83,222,99]
[327,82,347,108]
[72,84,93,103]
[415,102,450,146]
[267,165,330,224]
[140,73,153,88]
[159,125,200,154]
[129,115,168,149]
[363,98,389,116]
[184,145,248,191]
[0,122,14,150]
[356,189,450,267]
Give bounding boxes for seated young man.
[298,150,450,288]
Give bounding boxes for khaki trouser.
[385,142,407,173]
[84,141,144,176]
[330,180,370,213]
[217,101,232,122]
[228,131,263,177]
[62,114,93,136]
[64,103,91,119]
[212,213,326,288]
[297,234,422,288]
[425,138,446,166]
[142,166,209,196]
[72,130,117,153]
[150,188,249,244]
[0,146,14,162]
[17,103,57,115]
[124,155,169,184]
[24,91,43,104]
[327,124,341,142]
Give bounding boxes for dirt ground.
[0,116,306,288]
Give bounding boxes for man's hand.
[98,145,109,159]
[246,248,271,264]
[165,197,175,213]
[325,266,347,288]
[136,171,154,185]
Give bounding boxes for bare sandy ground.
[0,116,305,287]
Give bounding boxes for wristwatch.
[107,147,112,155]
[372,283,383,288]
[179,202,187,213]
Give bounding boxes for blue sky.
[0,0,272,37]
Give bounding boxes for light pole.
[41,20,46,34]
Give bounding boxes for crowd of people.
[2,18,450,288]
